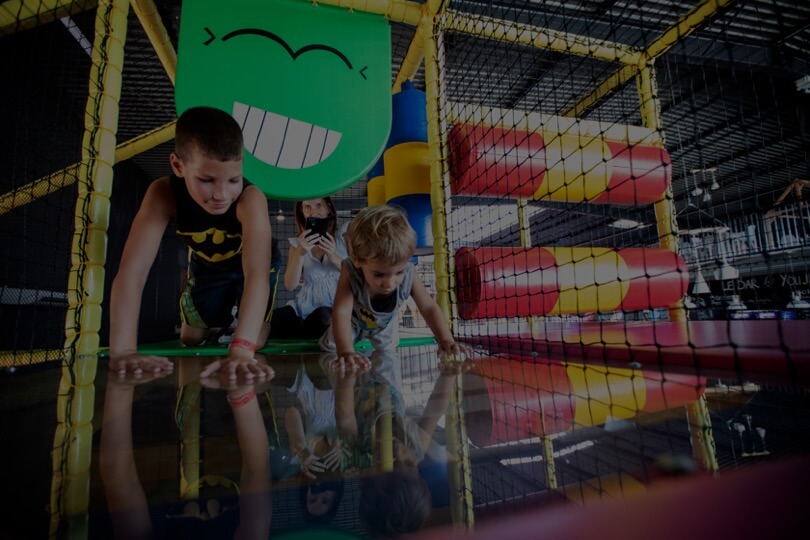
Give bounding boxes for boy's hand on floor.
[331,352,371,374]
[109,367,173,387]
[438,359,473,376]
[437,339,471,360]
[200,349,275,381]
[200,374,273,394]
[109,352,174,376]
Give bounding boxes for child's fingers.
[199,360,222,378]
[145,355,173,372]
[256,363,275,379]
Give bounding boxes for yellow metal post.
[541,433,558,489]
[425,9,474,530]
[517,198,531,248]
[646,0,736,60]
[424,24,453,326]
[636,63,685,322]
[50,359,97,539]
[685,396,719,475]
[131,0,176,84]
[517,199,557,482]
[563,64,638,118]
[50,1,129,536]
[378,393,395,472]
[62,0,129,361]
[179,383,202,499]
[392,11,429,92]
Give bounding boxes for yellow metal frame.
[424,6,475,530]
[392,14,429,92]
[314,0,423,26]
[0,0,97,36]
[0,349,65,367]
[444,9,642,66]
[51,3,129,535]
[131,0,176,84]
[686,396,720,475]
[1,121,175,216]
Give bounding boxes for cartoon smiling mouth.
[233,101,342,169]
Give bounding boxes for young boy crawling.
[320,205,467,370]
[109,106,274,381]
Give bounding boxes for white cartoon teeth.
[233,101,341,169]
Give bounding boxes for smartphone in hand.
[305,216,334,238]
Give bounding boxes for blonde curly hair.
[347,205,416,265]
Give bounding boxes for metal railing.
[679,200,810,265]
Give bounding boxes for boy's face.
[354,257,408,299]
[171,152,244,215]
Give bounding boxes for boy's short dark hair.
[359,471,432,538]
[175,106,244,162]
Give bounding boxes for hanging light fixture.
[727,294,747,310]
[714,256,739,281]
[275,204,285,222]
[787,292,810,309]
[692,267,711,294]
[708,168,720,191]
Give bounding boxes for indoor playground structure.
[2,0,810,538]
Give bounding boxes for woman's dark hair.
[293,197,338,237]
[298,471,345,525]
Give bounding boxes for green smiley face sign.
[176,0,391,199]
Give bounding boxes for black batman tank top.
[170,174,245,271]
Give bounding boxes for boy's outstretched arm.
[109,178,174,374]
[331,267,369,369]
[202,186,273,380]
[410,276,470,358]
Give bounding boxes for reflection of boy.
[109,106,274,380]
[320,206,467,369]
[327,351,466,538]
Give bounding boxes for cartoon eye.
[220,28,355,71]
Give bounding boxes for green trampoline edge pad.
[98,336,437,357]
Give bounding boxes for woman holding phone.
[270,198,348,339]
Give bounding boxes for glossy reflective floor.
[2,342,809,539]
